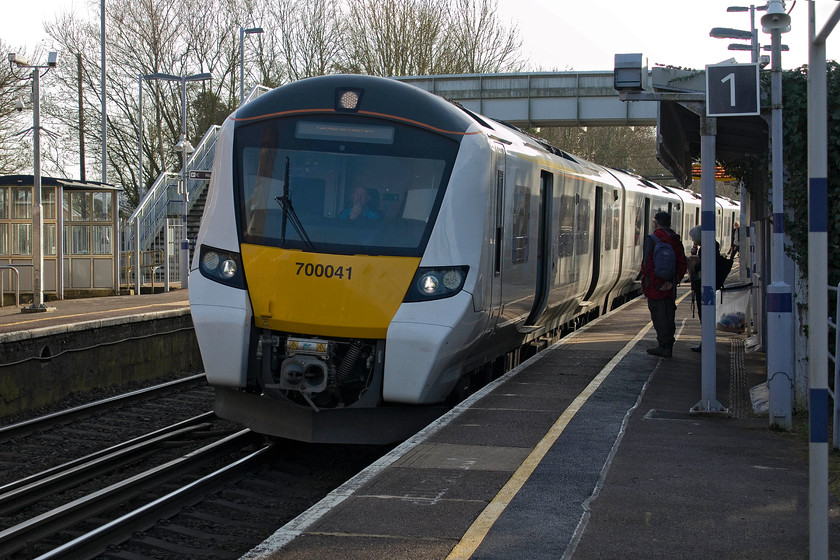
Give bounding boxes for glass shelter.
[0,175,121,300]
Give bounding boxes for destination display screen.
[296,121,395,145]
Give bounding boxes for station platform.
[0,289,197,419]
[244,289,840,560]
[0,289,190,339]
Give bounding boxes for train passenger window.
[511,185,530,264]
[576,198,590,255]
[603,197,612,251]
[558,195,574,257]
[634,205,642,246]
[612,207,621,250]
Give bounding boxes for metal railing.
[126,172,179,253]
[120,249,163,290]
[184,124,221,215]
[0,266,21,307]
[119,219,184,291]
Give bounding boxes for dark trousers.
[692,286,702,322]
[648,297,677,348]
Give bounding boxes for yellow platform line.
[445,320,653,560]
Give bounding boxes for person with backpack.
[687,225,734,352]
[642,211,687,357]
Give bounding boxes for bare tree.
[440,0,523,74]
[41,1,184,204]
[0,41,39,175]
[339,0,448,76]
[337,0,522,77]
[274,0,343,81]
[42,0,243,207]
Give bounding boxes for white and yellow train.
[189,74,738,444]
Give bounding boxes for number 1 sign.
[705,62,761,117]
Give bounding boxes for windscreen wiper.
[275,157,314,251]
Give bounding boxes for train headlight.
[335,87,363,111]
[198,245,246,289]
[419,274,439,295]
[404,266,468,302]
[219,259,238,279]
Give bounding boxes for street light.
[8,51,58,313]
[709,26,754,40]
[710,3,768,63]
[239,27,264,106]
[143,70,212,290]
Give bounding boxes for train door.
[484,143,505,335]
[584,186,604,301]
[525,171,553,326]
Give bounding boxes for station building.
[0,175,121,301]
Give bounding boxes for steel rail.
[0,428,256,558]
[0,373,207,443]
[0,412,217,516]
[35,444,273,560]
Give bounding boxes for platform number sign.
[705,63,760,117]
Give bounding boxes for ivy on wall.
[781,62,840,288]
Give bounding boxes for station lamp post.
[143,70,212,290]
[8,51,58,313]
[239,27,263,106]
[761,0,793,431]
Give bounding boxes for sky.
[1,0,839,72]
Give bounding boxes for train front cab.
[192,76,493,444]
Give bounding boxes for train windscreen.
[234,116,460,257]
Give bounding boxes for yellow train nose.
[241,244,421,338]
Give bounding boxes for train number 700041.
[295,262,353,280]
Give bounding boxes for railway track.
[0,374,209,443]
[0,374,214,487]
[1,428,265,558]
[0,374,391,559]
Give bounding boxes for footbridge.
[396,71,658,128]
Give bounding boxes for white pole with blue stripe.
[807,3,836,558]
[765,19,793,430]
[693,114,724,413]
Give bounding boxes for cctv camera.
[7,52,31,67]
[14,96,25,112]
